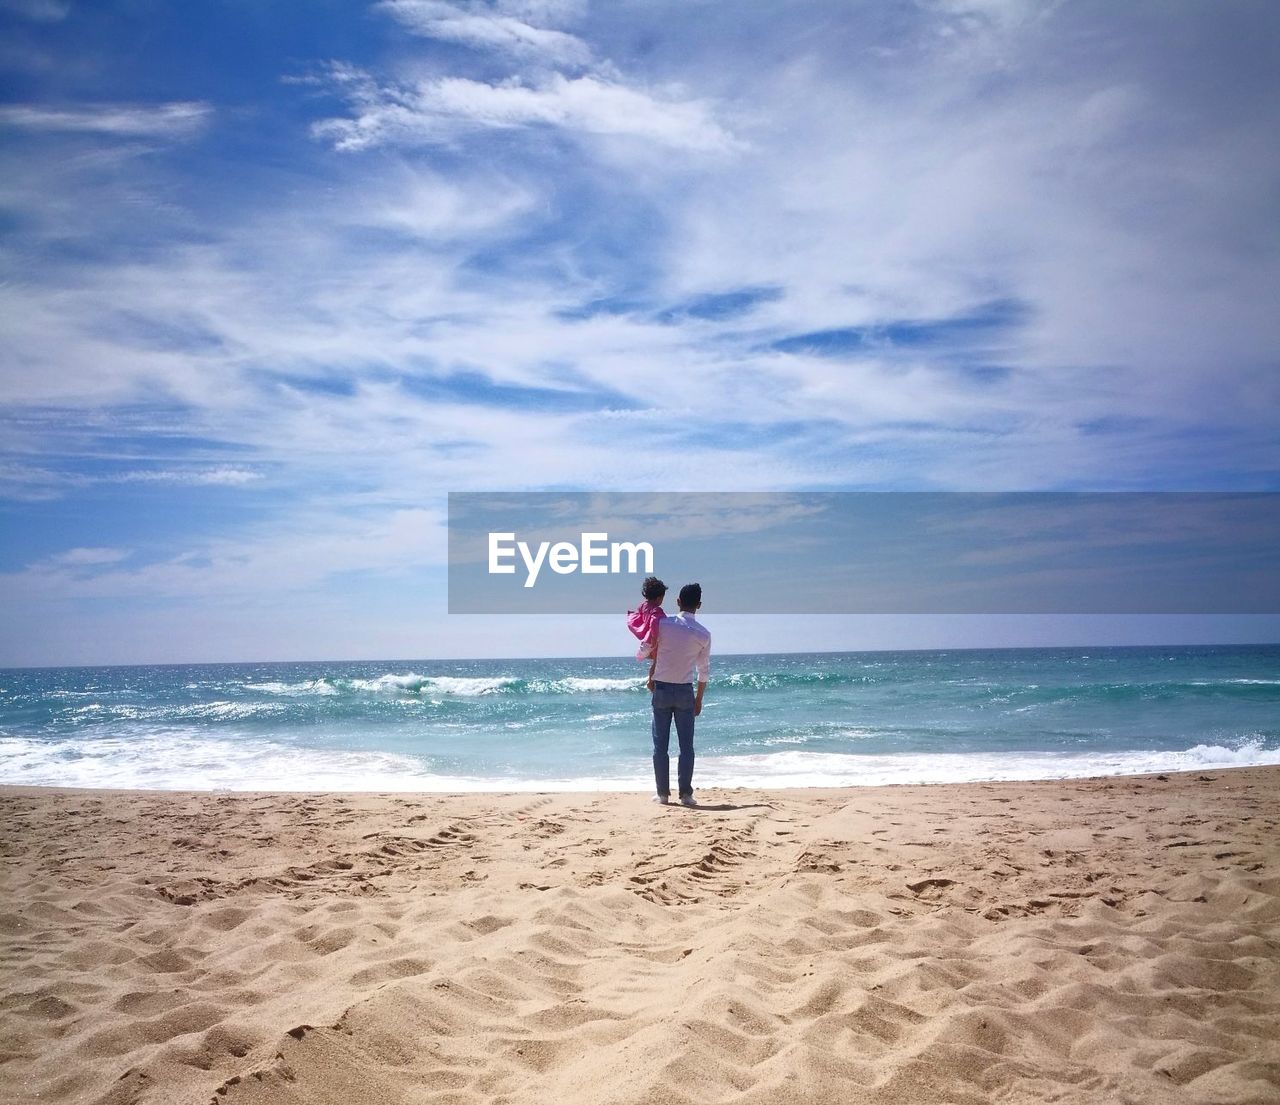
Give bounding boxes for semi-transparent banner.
[447,492,1280,614]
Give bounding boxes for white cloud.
[4,508,447,601]
[927,0,1053,28]
[490,0,585,24]
[49,546,131,567]
[0,101,212,138]
[379,0,591,64]
[0,460,264,502]
[314,70,737,152]
[658,5,1280,443]
[0,0,70,22]
[313,1,737,154]
[0,462,70,502]
[351,164,538,240]
[115,466,263,486]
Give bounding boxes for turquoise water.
[1,645,1277,791]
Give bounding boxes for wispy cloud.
[0,100,212,137]
[0,462,68,502]
[114,466,263,486]
[48,546,131,567]
[314,67,737,152]
[6,507,446,601]
[0,0,70,22]
[313,0,736,153]
[350,164,537,240]
[379,0,591,64]
[0,462,264,501]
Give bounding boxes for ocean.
[1,645,1277,792]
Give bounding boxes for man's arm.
[694,636,709,715]
[646,625,660,691]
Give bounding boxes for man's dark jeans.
[651,680,695,798]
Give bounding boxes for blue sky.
[1,0,1278,664]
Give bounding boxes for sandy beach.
[2,768,1278,1105]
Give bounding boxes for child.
[626,576,667,662]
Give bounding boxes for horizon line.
[2,639,1277,672]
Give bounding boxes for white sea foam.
[541,677,645,693]
[245,679,340,696]
[0,733,455,792]
[2,733,1276,793]
[1189,679,1280,686]
[401,675,521,695]
[694,738,1280,789]
[63,701,286,723]
[244,673,645,697]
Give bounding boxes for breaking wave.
[246,674,646,697]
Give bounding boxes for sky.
[1,0,1278,665]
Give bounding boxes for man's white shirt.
[652,612,711,684]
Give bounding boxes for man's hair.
[678,582,702,611]
[641,576,667,601]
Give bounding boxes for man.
[646,582,710,807]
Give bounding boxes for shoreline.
[3,766,1278,1104]
[2,759,1277,797]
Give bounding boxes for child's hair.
[641,576,667,601]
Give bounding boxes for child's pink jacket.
[626,600,666,661]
